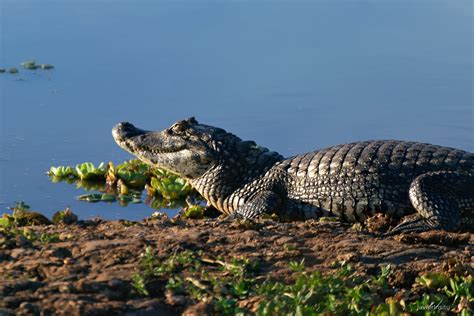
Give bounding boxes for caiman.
[112,118,474,233]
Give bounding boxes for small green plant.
[130,248,473,315]
[182,205,205,219]
[416,272,449,289]
[3,202,52,226]
[52,207,78,225]
[288,258,305,272]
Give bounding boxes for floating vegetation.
[48,166,77,178]
[75,162,106,180]
[48,159,202,211]
[0,60,55,75]
[20,59,54,70]
[21,60,37,70]
[149,169,193,200]
[106,160,150,188]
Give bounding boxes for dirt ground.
[0,214,472,315]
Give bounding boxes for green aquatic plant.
[48,166,77,179]
[8,68,18,74]
[150,169,193,200]
[48,159,203,213]
[20,60,54,70]
[75,162,106,180]
[21,60,38,70]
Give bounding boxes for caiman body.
[113,118,474,233]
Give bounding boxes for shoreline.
[1,215,472,315]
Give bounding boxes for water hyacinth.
[21,60,38,70]
[75,162,106,180]
[48,159,201,211]
[20,60,54,70]
[77,193,103,203]
[149,169,193,200]
[106,160,150,188]
[48,166,77,178]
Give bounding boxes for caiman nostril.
[118,122,134,130]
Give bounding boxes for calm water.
[0,0,472,220]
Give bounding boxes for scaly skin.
[112,118,474,233]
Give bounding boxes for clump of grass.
[0,202,61,249]
[52,207,78,225]
[182,205,205,219]
[1,201,51,226]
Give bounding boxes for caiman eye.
[171,121,188,134]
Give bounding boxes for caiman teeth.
[148,146,186,154]
[128,144,186,155]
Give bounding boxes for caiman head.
[112,117,226,179]
[113,117,284,212]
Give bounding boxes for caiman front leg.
[227,191,282,220]
[389,171,474,234]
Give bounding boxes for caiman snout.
[112,122,148,142]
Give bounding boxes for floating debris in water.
[21,60,54,70]
[21,60,38,70]
[48,159,202,212]
[0,60,55,74]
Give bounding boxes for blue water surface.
[0,0,472,220]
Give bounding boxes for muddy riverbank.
[0,214,472,315]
